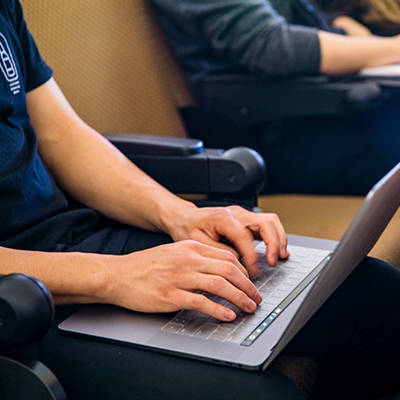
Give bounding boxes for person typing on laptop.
[1,1,400,399]
[151,0,400,196]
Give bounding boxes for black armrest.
[105,133,267,208]
[0,274,67,400]
[200,74,384,125]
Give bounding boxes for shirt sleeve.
[10,0,53,92]
[155,0,321,77]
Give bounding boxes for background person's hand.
[332,16,373,36]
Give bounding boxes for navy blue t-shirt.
[0,0,98,251]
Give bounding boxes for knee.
[341,257,400,311]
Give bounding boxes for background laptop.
[359,64,400,79]
[59,161,400,371]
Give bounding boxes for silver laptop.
[59,161,400,371]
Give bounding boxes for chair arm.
[0,274,67,400]
[199,74,384,125]
[105,133,267,207]
[0,274,54,346]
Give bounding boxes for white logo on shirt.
[0,33,20,95]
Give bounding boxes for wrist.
[51,252,115,305]
[157,197,198,241]
[386,36,400,65]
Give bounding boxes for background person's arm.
[155,0,400,77]
[154,0,322,76]
[318,30,400,75]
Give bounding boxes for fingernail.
[225,310,236,321]
[253,291,262,304]
[246,299,257,313]
[249,262,260,277]
[282,246,290,258]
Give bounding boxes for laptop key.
[194,311,211,319]
[286,245,300,255]
[208,332,230,342]
[290,255,307,262]
[308,255,327,263]
[285,278,302,286]
[179,318,207,336]
[194,323,220,339]
[213,297,228,306]
[178,310,197,318]
[259,302,275,311]
[271,290,288,299]
[297,267,315,274]
[263,297,281,305]
[291,272,307,280]
[173,315,193,325]
[259,284,277,293]
[278,284,296,292]
[235,324,255,333]
[218,324,237,333]
[296,248,313,257]
[162,323,184,333]
[301,261,319,269]
[225,331,248,344]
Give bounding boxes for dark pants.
[34,221,400,400]
[183,93,400,195]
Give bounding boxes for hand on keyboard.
[162,245,330,345]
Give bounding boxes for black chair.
[197,74,400,126]
[0,273,67,400]
[105,133,267,210]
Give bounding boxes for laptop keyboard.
[162,244,330,346]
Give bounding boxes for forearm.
[318,30,400,75]
[28,78,196,235]
[0,238,265,320]
[41,120,195,233]
[0,246,111,305]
